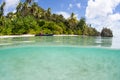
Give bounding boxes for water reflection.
[0,36,113,48]
[34,36,113,47]
[101,37,113,47]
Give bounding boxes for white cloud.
[34,0,38,2]
[68,3,81,10]
[56,11,79,20]
[56,11,70,19]
[85,0,120,37]
[4,0,20,15]
[69,3,73,8]
[76,3,81,8]
[108,13,120,21]
[68,3,73,10]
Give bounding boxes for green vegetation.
[0,0,108,36]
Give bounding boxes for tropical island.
[0,0,113,37]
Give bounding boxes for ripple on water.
[0,46,120,80]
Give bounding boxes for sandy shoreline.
[0,34,79,38]
[0,34,35,38]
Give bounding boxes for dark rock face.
[101,28,113,37]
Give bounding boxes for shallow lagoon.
[0,36,120,80]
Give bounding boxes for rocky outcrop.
[101,28,113,37]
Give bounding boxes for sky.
[0,0,120,37]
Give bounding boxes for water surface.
[0,36,120,80]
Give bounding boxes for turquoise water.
[0,36,120,80]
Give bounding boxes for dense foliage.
[101,28,113,37]
[0,0,102,36]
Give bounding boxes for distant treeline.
[0,0,112,37]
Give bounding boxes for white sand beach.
[0,34,35,38]
[0,34,79,38]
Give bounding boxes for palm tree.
[31,2,44,18]
[70,12,75,19]
[0,2,6,17]
[16,2,23,13]
[0,2,6,26]
[67,12,77,29]
[44,8,51,20]
[47,8,51,15]
[77,17,86,34]
[21,2,29,16]
[26,0,32,4]
[31,2,38,16]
